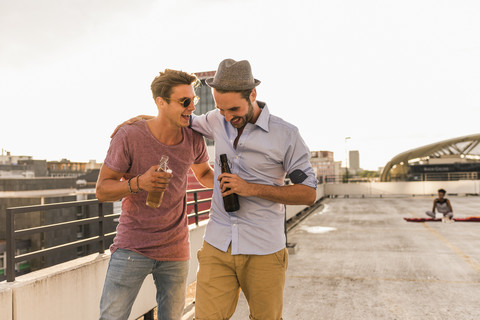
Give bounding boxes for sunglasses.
[164,96,200,108]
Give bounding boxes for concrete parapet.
[11,253,110,320]
[0,222,209,320]
[325,180,480,197]
[9,250,158,320]
[0,285,12,320]
[187,220,208,285]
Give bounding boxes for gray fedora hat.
[206,59,261,91]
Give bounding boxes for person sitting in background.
[426,188,454,222]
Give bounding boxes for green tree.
[358,170,380,179]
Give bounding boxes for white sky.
[1,0,479,170]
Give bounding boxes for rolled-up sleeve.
[284,129,317,189]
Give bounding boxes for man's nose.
[224,112,233,122]
[186,101,195,112]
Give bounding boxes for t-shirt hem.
[110,246,190,261]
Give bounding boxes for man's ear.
[155,96,167,109]
[250,88,257,103]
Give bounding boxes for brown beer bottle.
[220,154,240,212]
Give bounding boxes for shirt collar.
[253,101,270,132]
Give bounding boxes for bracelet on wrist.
[127,176,137,194]
[136,174,143,192]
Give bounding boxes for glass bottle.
[220,154,240,212]
[146,155,171,208]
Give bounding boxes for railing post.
[98,202,105,254]
[194,192,199,226]
[83,204,89,254]
[6,208,16,282]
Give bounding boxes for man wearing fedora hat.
[112,59,317,319]
[192,58,317,320]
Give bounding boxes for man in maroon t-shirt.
[96,69,214,320]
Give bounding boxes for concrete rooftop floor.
[226,196,480,320]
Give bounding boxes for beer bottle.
[220,154,240,212]
[146,155,171,208]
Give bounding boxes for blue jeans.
[99,249,189,320]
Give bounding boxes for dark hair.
[438,188,446,194]
[151,69,200,100]
[214,88,253,102]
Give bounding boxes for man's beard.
[231,101,254,129]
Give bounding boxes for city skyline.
[1,0,480,170]
[0,147,361,169]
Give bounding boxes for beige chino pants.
[195,241,288,320]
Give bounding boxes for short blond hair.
[151,69,200,100]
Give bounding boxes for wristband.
[127,176,137,194]
[136,174,143,192]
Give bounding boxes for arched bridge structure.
[380,133,480,182]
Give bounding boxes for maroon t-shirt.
[104,120,209,261]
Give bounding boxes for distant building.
[1,152,102,181]
[194,71,216,116]
[194,71,216,148]
[46,159,102,188]
[0,150,32,165]
[310,151,341,183]
[47,159,87,177]
[349,150,360,173]
[86,159,102,171]
[0,151,44,178]
[409,155,480,181]
[381,134,480,181]
[0,160,45,178]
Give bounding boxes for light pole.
[344,137,351,183]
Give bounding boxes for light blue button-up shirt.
[192,101,317,255]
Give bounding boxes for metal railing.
[3,188,213,282]
[5,199,117,282]
[420,171,478,181]
[186,188,213,225]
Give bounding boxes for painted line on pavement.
[409,211,480,276]
[421,222,480,275]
